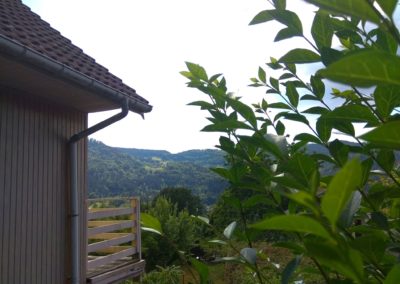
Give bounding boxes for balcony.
[86,197,144,283]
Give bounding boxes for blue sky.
[23,0,316,153]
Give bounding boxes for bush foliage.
[178,0,400,283]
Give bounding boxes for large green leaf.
[376,0,397,17]
[304,0,380,24]
[279,49,321,64]
[202,120,253,132]
[251,215,332,239]
[359,121,400,149]
[250,10,302,36]
[227,97,257,128]
[190,257,209,284]
[305,240,364,283]
[282,256,302,284]
[318,50,400,87]
[384,265,400,284]
[321,159,362,226]
[316,116,332,142]
[325,105,379,124]
[311,10,334,50]
[285,82,299,107]
[374,84,400,120]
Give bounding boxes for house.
[0,0,152,283]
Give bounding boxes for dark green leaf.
[270,77,280,90]
[318,50,400,87]
[279,49,321,64]
[185,62,208,81]
[304,0,380,24]
[190,257,209,284]
[316,116,332,142]
[384,264,400,284]
[227,98,258,129]
[301,94,320,101]
[351,231,388,263]
[376,0,397,17]
[268,102,292,110]
[283,153,318,188]
[376,29,398,54]
[275,27,302,41]
[209,73,222,83]
[282,256,302,284]
[286,82,299,107]
[188,101,215,110]
[305,241,364,283]
[377,149,395,172]
[329,139,349,166]
[321,159,362,226]
[311,10,334,50]
[279,73,295,80]
[374,84,400,120]
[302,106,328,115]
[320,47,343,66]
[258,66,266,83]
[276,120,285,135]
[294,133,322,144]
[202,120,253,132]
[273,0,286,10]
[250,10,302,35]
[281,113,309,124]
[360,121,400,149]
[310,76,325,99]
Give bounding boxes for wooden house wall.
[0,87,88,283]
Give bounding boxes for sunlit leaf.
[251,215,332,239]
[321,159,362,226]
[185,62,208,81]
[141,213,163,235]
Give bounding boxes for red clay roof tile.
[0,0,149,105]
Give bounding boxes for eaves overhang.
[0,34,152,115]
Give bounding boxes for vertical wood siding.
[0,88,88,283]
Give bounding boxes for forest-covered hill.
[88,139,228,204]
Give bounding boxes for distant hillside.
[88,139,227,205]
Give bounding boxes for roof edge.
[0,34,152,114]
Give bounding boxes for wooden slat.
[87,248,137,270]
[89,233,131,240]
[88,220,135,237]
[94,246,132,254]
[87,260,145,284]
[87,207,133,220]
[88,234,134,253]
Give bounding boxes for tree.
[142,197,197,270]
[155,187,205,215]
[181,0,400,283]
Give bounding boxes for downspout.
[68,99,129,284]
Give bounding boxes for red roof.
[0,0,150,107]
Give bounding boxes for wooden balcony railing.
[86,197,144,283]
